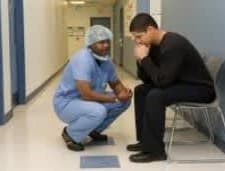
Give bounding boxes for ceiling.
[67,0,117,6]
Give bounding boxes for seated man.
[127,13,215,163]
[53,25,132,151]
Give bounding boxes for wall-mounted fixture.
[70,1,86,5]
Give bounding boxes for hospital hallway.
[0,67,225,171]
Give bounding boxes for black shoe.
[89,131,108,142]
[126,142,142,151]
[129,152,167,163]
[62,127,71,143]
[62,127,84,151]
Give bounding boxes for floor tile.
[80,155,120,168]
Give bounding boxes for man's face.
[90,39,110,56]
[131,26,153,46]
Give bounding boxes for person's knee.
[91,105,107,121]
[119,99,131,112]
[134,84,147,95]
[146,88,164,102]
[124,99,132,109]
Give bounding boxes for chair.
[167,56,225,163]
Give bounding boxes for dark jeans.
[134,83,215,154]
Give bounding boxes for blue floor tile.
[80,155,120,168]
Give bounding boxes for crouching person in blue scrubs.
[53,25,132,151]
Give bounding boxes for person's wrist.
[112,96,118,102]
[139,55,148,65]
[137,58,143,64]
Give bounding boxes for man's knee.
[89,104,107,121]
[120,99,131,111]
[110,100,131,117]
[146,88,164,103]
[134,84,148,95]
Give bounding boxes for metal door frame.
[0,0,4,124]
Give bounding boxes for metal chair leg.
[218,107,225,130]
[189,108,196,127]
[203,108,215,143]
[167,105,179,161]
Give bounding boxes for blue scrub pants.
[55,98,131,143]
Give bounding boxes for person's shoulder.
[162,32,189,50]
[70,48,92,63]
[165,32,187,42]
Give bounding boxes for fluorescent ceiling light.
[70,1,86,5]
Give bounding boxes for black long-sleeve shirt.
[137,32,213,88]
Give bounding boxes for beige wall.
[124,0,136,37]
[65,5,113,57]
[23,0,68,96]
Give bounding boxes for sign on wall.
[67,26,85,39]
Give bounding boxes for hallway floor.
[0,67,225,171]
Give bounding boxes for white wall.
[150,0,162,27]
[66,5,113,56]
[1,0,12,114]
[23,0,68,96]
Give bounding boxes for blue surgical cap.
[85,25,113,46]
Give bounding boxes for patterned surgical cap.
[85,25,113,46]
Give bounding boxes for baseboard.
[26,61,68,103]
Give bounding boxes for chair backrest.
[202,56,225,107]
[214,59,225,112]
[202,55,224,81]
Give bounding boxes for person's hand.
[116,88,133,102]
[134,44,150,61]
[126,88,133,99]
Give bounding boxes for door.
[8,0,26,104]
[9,0,18,105]
[119,8,124,66]
[90,17,111,29]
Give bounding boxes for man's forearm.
[81,90,116,103]
[110,80,127,95]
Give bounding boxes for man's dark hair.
[129,13,158,32]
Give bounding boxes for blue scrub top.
[54,48,118,104]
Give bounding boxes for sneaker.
[89,131,108,142]
[62,127,84,151]
[126,142,142,151]
[66,141,84,151]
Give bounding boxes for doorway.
[90,17,111,29]
[119,8,124,66]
